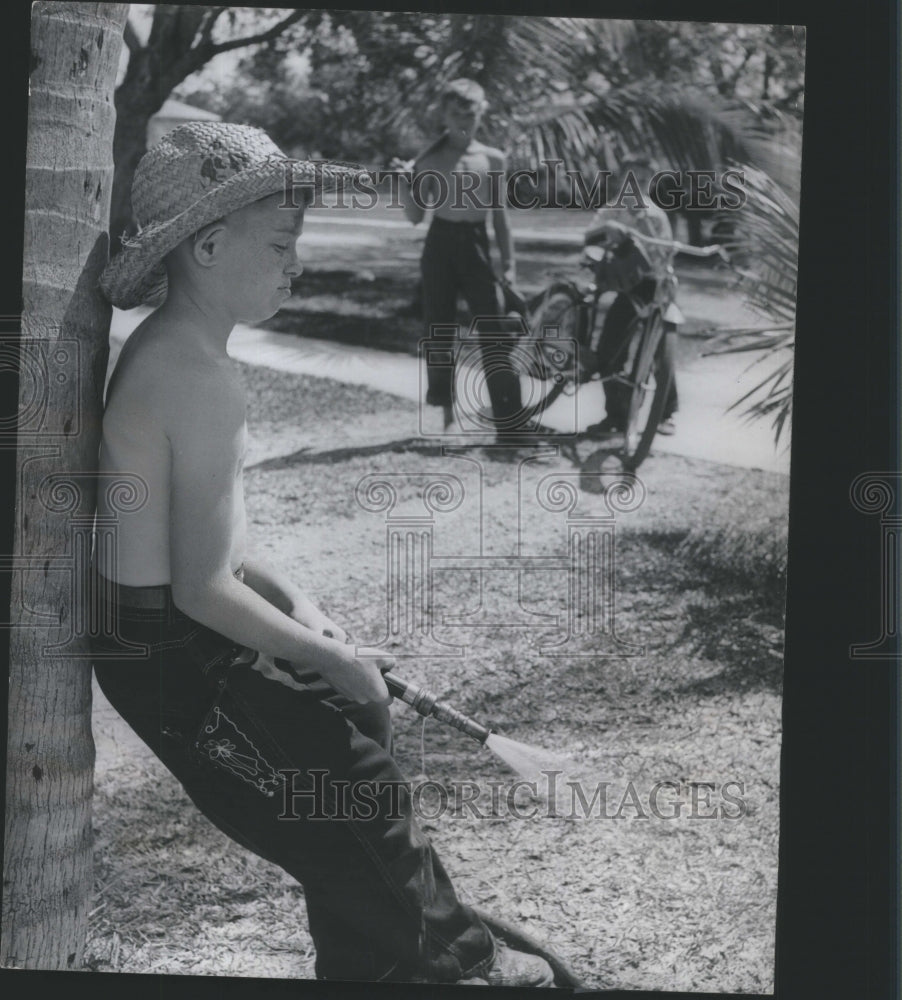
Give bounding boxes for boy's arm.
[241,556,348,642]
[165,381,386,702]
[488,150,515,283]
[391,132,448,225]
[395,162,426,225]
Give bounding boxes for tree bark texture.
[2,2,128,970]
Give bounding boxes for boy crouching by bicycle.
[92,122,553,988]
[585,157,679,437]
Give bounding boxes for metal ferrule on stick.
[383,672,491,745]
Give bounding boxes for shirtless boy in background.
[92,122,553,988]
[395,79,527,439]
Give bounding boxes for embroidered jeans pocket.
[194,686,287,799]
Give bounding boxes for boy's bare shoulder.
[106,316,243,436]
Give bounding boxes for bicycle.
[509,226,727,472]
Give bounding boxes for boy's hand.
[321,642,392,705]
[318,618,349,644]
[286,602,350,644]
[502,265,517,286]
[353,645,396,670]
[388,156,414,174]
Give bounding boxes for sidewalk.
[108,308,791,475]
[302,210,586,247]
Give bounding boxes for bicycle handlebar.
[586,225,730,263]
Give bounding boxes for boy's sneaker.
[460,943,555,988]
[656,418,676,435]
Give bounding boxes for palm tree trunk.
[2,2,128,970]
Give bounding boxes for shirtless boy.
[396,79,526,439]
[92,122,552,987]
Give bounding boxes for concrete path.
[108,306,791,476]
[107,202,791,475]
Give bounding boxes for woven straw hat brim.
[100,158,367,310]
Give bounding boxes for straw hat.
[100,122,369,310]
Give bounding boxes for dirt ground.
[86,362,786,993]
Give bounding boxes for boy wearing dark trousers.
[584,158,679,437]
[395,79,526,439]
[92,122,553,987]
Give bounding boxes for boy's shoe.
[460,943,555,988]
[656,418,676,435]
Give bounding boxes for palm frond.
[508,76,802,199]
[709,165,799,445]
[703,328,795,352]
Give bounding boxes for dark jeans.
[90,575,494,983]
[598,278,678,426]
[421,216,523,429]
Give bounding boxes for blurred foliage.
[178,13,804,181]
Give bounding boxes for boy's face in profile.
[441,95,484,146]
[182,192,306,324]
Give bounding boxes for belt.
[94,566,245,610]
[431,214,487,229]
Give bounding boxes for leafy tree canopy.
[177,12,804,185]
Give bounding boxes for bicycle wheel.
[621,309,675,470]
[524,283,585,383]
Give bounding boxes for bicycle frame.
[519,241,681,421]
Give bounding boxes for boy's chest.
[428,148,497,216]
[432,147,493,180]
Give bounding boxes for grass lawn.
[87,365,786,993]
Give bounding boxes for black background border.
[1,2,899,999]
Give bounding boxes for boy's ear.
[191,221,227,267]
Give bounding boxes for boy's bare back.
[98,313,247,587]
